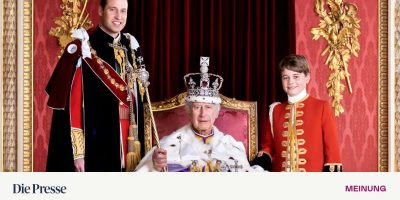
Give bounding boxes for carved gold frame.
[1,0,33,172]
[396,0,400,172]
[389,0,400,172]
[378,0,389,172]
[0,0,3,172]
[144,92,258,161]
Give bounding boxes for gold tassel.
[134,141,141,162]
[126,152,136,172]
[126,136,141,172]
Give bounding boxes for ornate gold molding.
[378,0,388,172]
[311,0,361,116]
[143,93,188,154]
[22,0,34,172]
[0,0,3,172]
[1,0,33,172]
[49,0,93,51]
[2,0,17,172]
[394,0,400,172]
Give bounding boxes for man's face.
[281,68,310,97]
[189,102,219,135]
[98,0,128,37]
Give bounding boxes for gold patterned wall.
[1,0,33,172]
[394,0,400,172]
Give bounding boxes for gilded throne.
[143,92,258,161]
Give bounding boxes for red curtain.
[125,0,295,147]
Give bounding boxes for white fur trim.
[134,146,157,172]
[268,102,281,139]
[185,96,221,104]
[75,58,82,68]
[123,33,140,50]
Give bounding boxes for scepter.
[137,66,167,172]
[136,68,161,148]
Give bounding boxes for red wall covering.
[34,0,379,171]
[295,0,378,171]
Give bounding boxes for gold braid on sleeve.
[71,128,85,160]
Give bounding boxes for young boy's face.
[281,68,310,97]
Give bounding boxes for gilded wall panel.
[1,0,33,172]
[394,0,400,172]
[2,0,18,172]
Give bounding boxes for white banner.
[0,173,398,200]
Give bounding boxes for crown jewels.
[184,57,223,104]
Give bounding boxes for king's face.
[189,102,219,136]
[281,68,310,97]
[98,0,128,38]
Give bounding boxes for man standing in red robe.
[46,0,145,172]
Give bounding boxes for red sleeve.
[322,101,342,164]
[70,67,83,129]
[259,106,275,159]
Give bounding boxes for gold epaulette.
[71,128,85,160]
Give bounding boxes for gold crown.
[183,57,223,104]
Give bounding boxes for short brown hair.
[279,54,310,75]
[100,0,128,9]
[100,0,107,9]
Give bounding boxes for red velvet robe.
[46,26,144,171]
[260,96,342,172]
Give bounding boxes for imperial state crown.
[184,57,223,104]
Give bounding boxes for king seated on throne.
[135,57,263,172]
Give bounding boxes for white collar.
[113,33,121,45]
[288,89,308,103]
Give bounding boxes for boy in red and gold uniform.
[253,55,342,172]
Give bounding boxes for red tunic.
[260,96,342,172]
[69,62,131,167]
